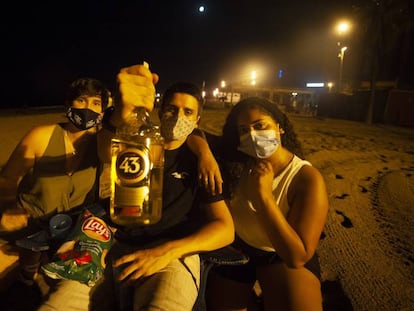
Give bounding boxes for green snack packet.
[42,209,113,287]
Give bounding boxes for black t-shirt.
[115,143,224,245]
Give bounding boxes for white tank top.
[229,155,311,251]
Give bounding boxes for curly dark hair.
[219,96,303,197]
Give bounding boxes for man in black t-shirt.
[106,80,235,310]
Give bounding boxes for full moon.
[198,5,205,13]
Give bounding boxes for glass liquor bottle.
[110,107,164,226]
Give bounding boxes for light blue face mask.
[238,129,279,159]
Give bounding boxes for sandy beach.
[203,108,414,310]
[1,107,413,310]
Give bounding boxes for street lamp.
[334,20,351,92]
[338,46,347,92]
[336,21,350,36]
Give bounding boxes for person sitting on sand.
[0,78,111,292]
[204,97,329,311]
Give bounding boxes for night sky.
[1,1,352,108]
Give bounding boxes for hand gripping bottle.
[110,65,164,226]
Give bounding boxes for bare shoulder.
[18,124,59,155]
[288,162,329,219]
[299,163,324,181]
[1,124,59,176]
[21,124,58,142]
[290,163,326,194]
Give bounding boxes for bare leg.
[257,263,322,311]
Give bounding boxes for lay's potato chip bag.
[42,209,113,286]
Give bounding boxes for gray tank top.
[17,124,99,219]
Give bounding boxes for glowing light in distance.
[250,71,257,80]
[306,83,325,88]
[336,20,351,35]
[199,6,205,13]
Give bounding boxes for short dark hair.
[161,82,203,115]
[65,78,110,110]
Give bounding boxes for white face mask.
[237,129,279,159]
[160,115,198,141]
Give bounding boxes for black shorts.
[213,236,321,284]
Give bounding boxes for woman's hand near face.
[247,160,274,207]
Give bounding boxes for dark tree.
[352,0,412,124]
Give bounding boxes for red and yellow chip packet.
[42,209,113,286]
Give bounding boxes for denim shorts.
[214,237,321,284]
